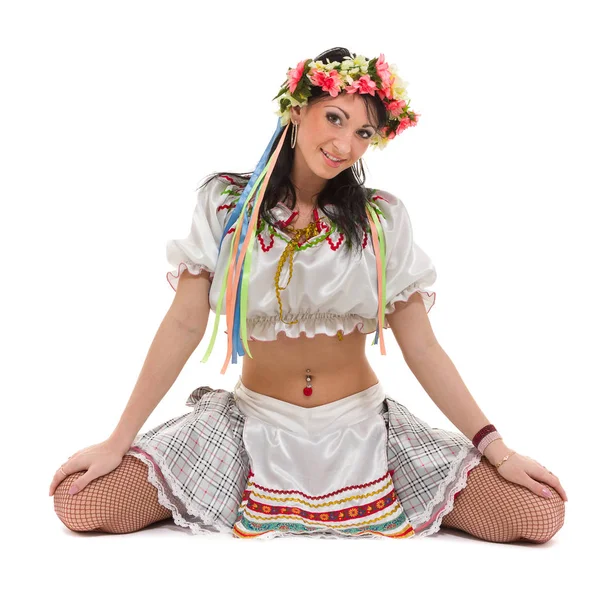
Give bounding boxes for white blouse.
[165,174,437,342]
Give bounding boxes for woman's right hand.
[48,440,128,497]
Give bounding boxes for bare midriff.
[241,328,379,408]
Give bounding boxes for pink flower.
[376,87,388,102]
[382,74,399,100]
[308,68,344,97]
[345,75,377,96]
[287,59,307,94]
[375,53,392,88]
[380,125,396,140]
[396,117,411,133]
[385,99,406,118]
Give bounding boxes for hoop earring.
[291,121,298,149]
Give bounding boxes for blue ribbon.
[219,118,285,365]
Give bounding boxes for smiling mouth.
[321,148,345,163]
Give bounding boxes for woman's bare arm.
[106,270,212,453]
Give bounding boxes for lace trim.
[236,528,394,541]
[126,446,410,540]
[411,446,483,537]
[125,446,235,536]
[385,286,437,317]
[166,261,214,292]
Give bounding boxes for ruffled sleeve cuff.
[166,261,215,292]
[385,283,437,319]
[164,175,229,292]
[374,189,438,320]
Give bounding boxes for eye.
[326,112,373,140]
[326,112,342,126]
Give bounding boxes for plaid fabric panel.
[126,386,482,539]
[382,396,483,537]
[126,386,248,534]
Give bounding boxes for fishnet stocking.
[440,456,565,543]
[53,454,173,534]
[53,453,565,541]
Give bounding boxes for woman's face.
[289,92,377,190]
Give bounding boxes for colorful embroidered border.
[232,468,414,539]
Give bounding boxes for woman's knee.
[441,457,566,543]
[52,455,171,534]
[519,485,565,544]
[53,471,102,533]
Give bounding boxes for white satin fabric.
[234,376,386,441]
[233,377,387,493]
[231,377,414,539]
[166,175,437,341]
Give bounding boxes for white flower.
[323,60,341,71]
[352,55,369,69]
[370,133,390,149]
[389,75,409,101]
[309,60,327,70]
[274,91,308,125]
[289,95,305,108]
[275,91,304,108]
[276,110,291,126]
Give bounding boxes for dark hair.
[200,46,389,259]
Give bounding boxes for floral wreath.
[272,53,420,149]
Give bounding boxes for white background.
[2,0,597,597]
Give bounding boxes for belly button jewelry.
[303,368,312,396]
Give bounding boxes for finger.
[547,475,568,502]
[66,469,97,496]
[49,462,71,496]
[524,457,568,502]
[524,473,563,501]
[529,464,568,502]
[519,474,555,499]
[49,458,85,496]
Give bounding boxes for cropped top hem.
[227,313,376,341]
[221,287,436,342]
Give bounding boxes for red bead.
[303,386,312,396]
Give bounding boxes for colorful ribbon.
[200,117,389,373]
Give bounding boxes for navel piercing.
[303,368,312,396]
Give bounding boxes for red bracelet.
[472,424,503,455]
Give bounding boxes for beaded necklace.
[273,210,339,333]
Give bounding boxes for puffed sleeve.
[373,189,437,319]
[165,175,231,292]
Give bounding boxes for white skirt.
[126,377,482,540]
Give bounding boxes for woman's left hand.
[494,451,568,502]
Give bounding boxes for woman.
[49,47,567,542]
